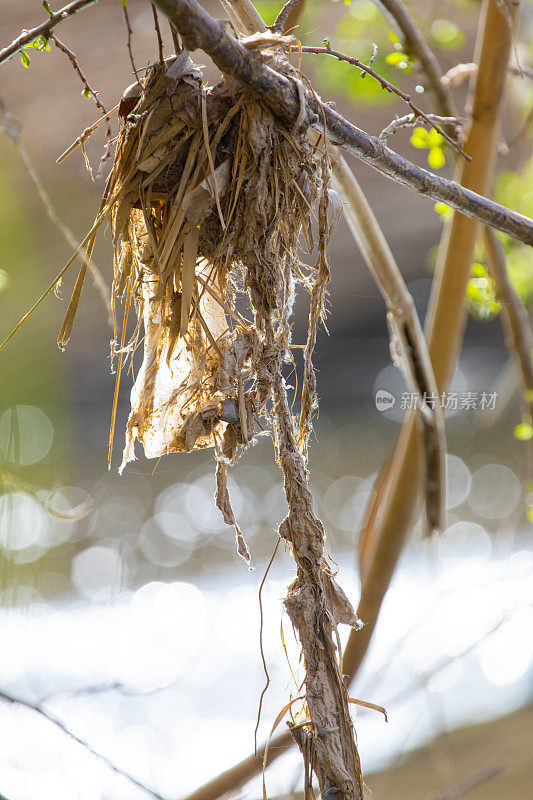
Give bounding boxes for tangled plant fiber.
[59,37,364,796]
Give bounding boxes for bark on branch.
[152,0,533,245]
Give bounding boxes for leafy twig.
[374,0,457,118]
[152,0,533,244]
[299,44,468,159]
[0,0,99,66]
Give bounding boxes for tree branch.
[351,0,519,631]
[484,228,533,425]
[0,690,168,800]
[0,0,100,65]
[332,153,445,535]
[300,45,466,157]
[373,0,457,118]
[152,0,533,245]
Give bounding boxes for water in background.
[1,360,532,799]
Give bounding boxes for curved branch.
[152,0,533,245]
[374,0,456,118]
[0,0,100,66]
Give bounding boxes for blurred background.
[1,0,533,798]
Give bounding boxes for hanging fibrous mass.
[102,46,339,471]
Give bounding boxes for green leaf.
[385,52,406,65]
[387,30,400,44]
[410,127,431,149]
[20,50,30,68]
[42,1,52,13]
[82,87,92,99]
[434,201,452,220]
[427,128,444,147]
[514,423,533,441]
[471,262,487,279]
[428,146,445,169]
[25,36,50,51]
[430,18,465,50]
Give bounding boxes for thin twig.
[374,0,456,118]
[0,95,112,325]
[299,44,468,158]
[152,0,533,245]
[431,764,504,800]
[151,3,165,64]
[507,103,533,150]
[484,227,533,443]
[50,34,113,173]
[0,690,169,800]
[255,536,282,752]
[379,113,465,145]
[122,1,140,83]
[442,62,533,90]
[0,0,99,65]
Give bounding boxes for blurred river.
[1,395,532,799]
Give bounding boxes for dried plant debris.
[98,45,337,504]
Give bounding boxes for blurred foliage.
[410,126,446,169]
[433,157,533,320]
[466,263,500,321]
[0,142,73,594]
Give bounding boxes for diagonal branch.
[484,228,533,434]
[152,0,533,245]
[0,689,168,800]
[332,154,446,535]
[373,0,457,118]
[350,0,520,657]
[0,0,100,65]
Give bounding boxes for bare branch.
[0,0,100,66]
[122,1,141,83]
[218,0,265,36]
[0,95,112,325]
[271,0,300,34]
[484,228,533,422]
[151,3,165,64]
[352,0,521,641]
[431,764,504,800]
[374,0,457,118]
[0,689,169,800]
[50,34,113,173]
[300,45,467,158]
[332,154,445,535]
[379,113,465,145]
[152,0,533,245]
